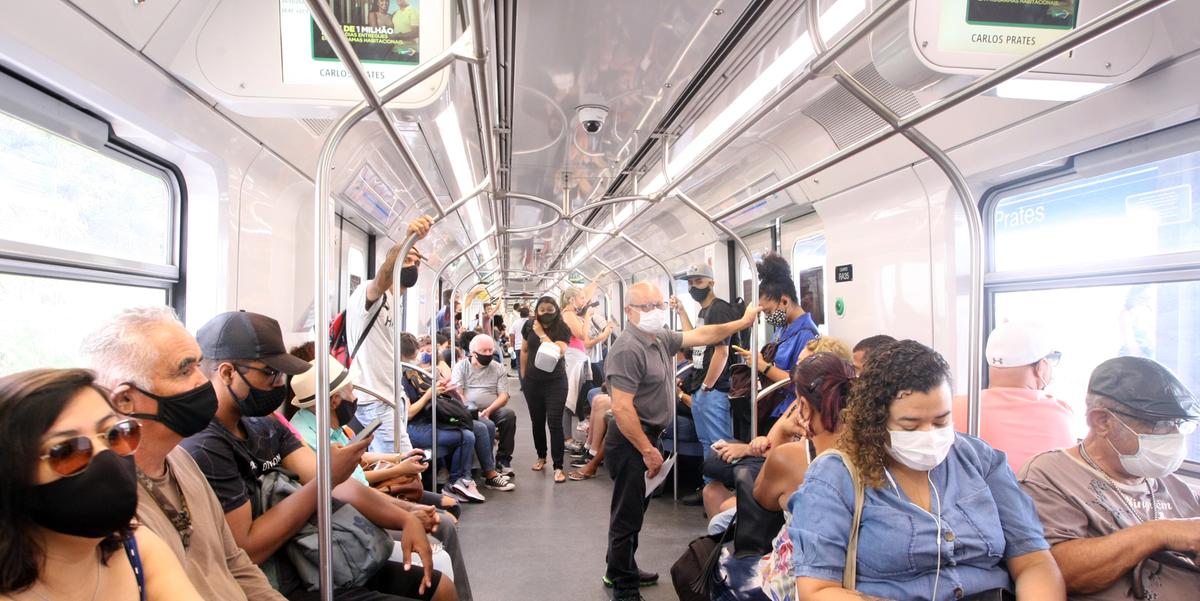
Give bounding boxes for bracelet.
[759,362,770,375]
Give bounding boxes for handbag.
[404,368,473,429]
[367,461,424,502]
[670,526,732,601]
[534,338,562,372]
[731,459,785,559]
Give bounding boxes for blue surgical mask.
[420,351,432,364]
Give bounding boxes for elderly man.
[81,307,285,600]
[1019,357,1200,600]
[449,333,518,489]
[953,321,1076,473]
[604,281,759,600]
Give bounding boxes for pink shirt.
[952,388,1076,474]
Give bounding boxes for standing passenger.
[510,305,530,371]
[560,285,603,453]
[520,296,572,482]
[604,281,759,600]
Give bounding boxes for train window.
[792,234,827,329]
[986,123,1200,467]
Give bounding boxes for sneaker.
[498,464,515,477]
[602,569,659,588]
[440,485,469,504]
[483,474,515,491]
[451,478,487,503]
[564,440,585,456]
[569,452,594,468]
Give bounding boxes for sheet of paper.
[643,454,677,498]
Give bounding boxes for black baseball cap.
[197,311,310,375]
[1088,356,1199,421]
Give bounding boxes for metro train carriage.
[1,1,1198,601]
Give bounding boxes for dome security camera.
[576,104,609,134]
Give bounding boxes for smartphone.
[349,417,383,445]
[731,345,749,354]
[711,439,727,450]
[416,450,431,465]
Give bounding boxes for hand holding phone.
[731,345,750,355]
[349,417,383,445]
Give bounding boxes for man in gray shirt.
[450,334,518,485]
[603,281,759,600]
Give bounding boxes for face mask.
[475,353,494,367]
[888,425,956,471]
[635,308,668,333]
[335,398,358,428]
[688,286,710,303]
[30,450,138,538]
[1108,414,1188,478]
[399,265,419,288]
[537,313,557,326]
[128,381,218,438]
[765,307,788,328]
[419,351,432,364]
[230,370,287,418]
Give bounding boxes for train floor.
[455,377,705,601]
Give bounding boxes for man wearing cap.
[952,320,1076,473]
[670,265,741,477]
[183,311,450,601]
[349,217,433,456]
[1019,357,1200,600]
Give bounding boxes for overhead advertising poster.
[934,0,1079,56]
[280,0,422,86]
[967,0,1078,29]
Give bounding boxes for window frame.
[0,71,185,313]
[982,119,1200,476]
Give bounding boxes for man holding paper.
[604,281,759,600]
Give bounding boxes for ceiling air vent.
[298,118,334,138]
[801,64,921,150]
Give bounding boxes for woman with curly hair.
[789,340,1065,600]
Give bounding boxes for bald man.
[603,282,759,600]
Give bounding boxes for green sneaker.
[601,570,659,588]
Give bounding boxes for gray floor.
[455,377,706,601]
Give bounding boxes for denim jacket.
[788,434,1049,600]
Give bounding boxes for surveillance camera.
[577,105,609,134]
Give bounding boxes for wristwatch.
[759,362,770,375]
[702,384,715,392]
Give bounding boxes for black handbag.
[731,460,785,559]
[404,368,472,429]
[670,526,732,601]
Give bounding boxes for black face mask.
[128,381,218,438]
[335,398,358,428]
[30,451,137,538]
[230,370,287,418]
[399,264,419,288]
[537,313,557,326]
[688,286,710,303]
[475,353,494,367]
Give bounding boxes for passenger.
[520,295,572,482]
[397,333,482,504]
[567,388,611,481]
[791,340,1065,600]
[560,285,605,456]
[0,368,203,601]
[1018,357,1200,600]
[953,321,1075,473]
[449,334,519,487]
[289,357,475,601]
[82,307,283,600]
[671,264,741,473]
[511,305,530,371]
[734,252,818,429]
[850,333,896,372]
[346,217,433,455]
[603,281,759,600]
[435,291,458,333]
[182,311,449,601]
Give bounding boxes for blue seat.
[662,413,703,457]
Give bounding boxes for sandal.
[567,469,597,481]
[554,469,567,483]
[532,458,546,471]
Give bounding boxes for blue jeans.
[408,423,475,483]
[471,419,495,473]
[692,388,734,475]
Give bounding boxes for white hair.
[470,334,496,353]
[81,306,184,389]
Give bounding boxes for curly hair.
[839,340,952,487]
[803,336,852,361]
[756,252,798,303]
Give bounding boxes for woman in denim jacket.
[789,340,1065,600]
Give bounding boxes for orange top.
[952,387,1076,474]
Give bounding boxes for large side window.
[0,77,180,373]
[985,121,1200,466]
[792,234,827,332]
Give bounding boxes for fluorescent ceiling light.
[436,104,490,245]
[993,79,1108,102]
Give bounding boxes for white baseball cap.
[985,321,1056,368]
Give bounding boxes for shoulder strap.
[815,449,866,591]
[350,294,387,360]
[123,535,147,601]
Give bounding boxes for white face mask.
[634,308,667,333]
[1108,413,1188,478]
[887,425,956,472]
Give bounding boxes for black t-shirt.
[690,298,740,391]
[181,416,303,514]
[521,318,571,381]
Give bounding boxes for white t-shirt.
[346,284,412,454]
[511,317,528,351]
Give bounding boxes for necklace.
[1078,442,1159,522]
[136,463,193,548]
[28,548,101,601]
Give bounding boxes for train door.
[337,216,370,314]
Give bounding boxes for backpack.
[670,526,732,601]
[729,297,750,351]
[330,295,386,368]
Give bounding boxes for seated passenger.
[449,334,518,487]
[182,311,450,601]
[0,368,203,601]
[851,334,896,372]
[84,307,284,600]
[953,321,1075,473]
[398,333,482,503]
[1019,357,1200,600]
[568,387,610,481]
[791,340,1065,600]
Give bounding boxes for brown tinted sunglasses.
[39,418,142,476]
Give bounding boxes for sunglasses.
[39,419,142,476]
